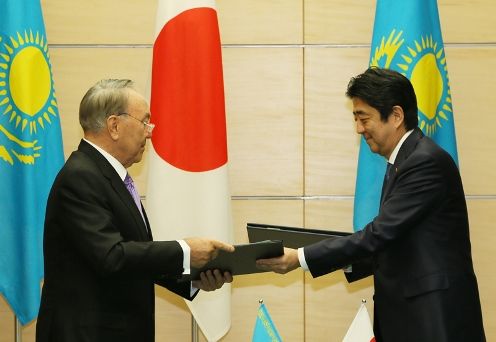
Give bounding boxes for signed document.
[187,240,283,280]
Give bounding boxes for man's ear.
[107,115,120,141]
[391,105,405,129]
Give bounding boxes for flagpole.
[15,317,22,342]
[191,315,198,342]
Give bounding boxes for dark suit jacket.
[304,128,485,341]
[36,140,195,342]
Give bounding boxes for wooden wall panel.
[444,47,496,194]
[0,295,36,341]
[305,0,496,44]
[439,0,496,43]
[41,0,496,46]
[231,200,304,242]
[0,296,14,342]
[154,285,191,341]
[304,0,375,44]
[304,47,369,196]
[43,0,307,45]
[305,199,354,232]
[467,200,496,341]
[223,48,304,196]
[41,0,156,44]
[217,0,302,45]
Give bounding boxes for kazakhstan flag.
[0,0,64,324]
[252,302,282,342]
[353,0,458,231]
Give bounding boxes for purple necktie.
[124,173,144,219]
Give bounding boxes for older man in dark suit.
[257,68,485,341]
[36,79,234,342]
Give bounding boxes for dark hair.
[346,67,418,130]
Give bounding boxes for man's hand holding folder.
[256,247,301,274]
[187,240,284,282]
[185,238,235,292]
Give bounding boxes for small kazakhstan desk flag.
[0,0,64,325]
[353,0,458,230]
[252,301,282,342]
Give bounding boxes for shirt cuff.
[190,284,200,297]
[177,239,191,275]
[297,247,309,271]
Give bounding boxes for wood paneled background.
[1,0,495,341]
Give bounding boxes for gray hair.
[79,79,135,132]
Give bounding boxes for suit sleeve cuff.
[298,247,309,271]
[190,284,200,297]
[177,239,191,275]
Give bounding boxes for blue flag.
[0,0,64,325]
[353,0,458,231]
[252,303,282,342]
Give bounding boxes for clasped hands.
[185,238,234,292]
[185,239,301,292]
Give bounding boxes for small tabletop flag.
[252,302,282,342]
[343,302,375,342]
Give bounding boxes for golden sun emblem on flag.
[370,29,452,137]
[0,30,59,165]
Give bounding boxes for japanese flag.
[147,1,232,341]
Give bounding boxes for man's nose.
[355,121,365,134]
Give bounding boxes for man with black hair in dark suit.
[257,68,485,341]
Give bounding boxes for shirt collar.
[83,138,127,181]
[388,129,414,164]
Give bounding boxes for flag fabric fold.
[342,302,375,342]
[0,0,64,325]
[147,0,232,341]
[252,302,282,342]
[353,0,459,231]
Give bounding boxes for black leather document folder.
[247,223,351,249]
[186,240,283,280]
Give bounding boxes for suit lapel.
[381,128,424,204]
[142,207,153,240]
[395,127,424,167]
[78,140,151,241]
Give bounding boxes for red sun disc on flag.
[151,7,227,172]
